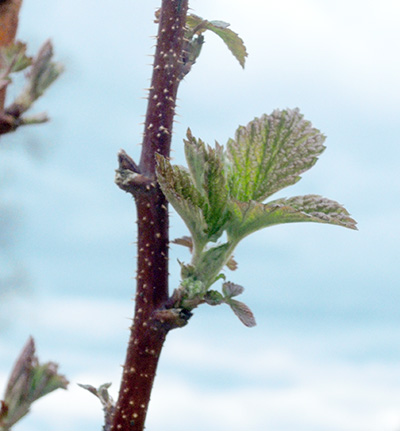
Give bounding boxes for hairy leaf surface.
[156,155,208,245]
[184,129,208,193]
[222,281,244,298]
[270,195,358,230]
[202,143,230,241]
[228,299,256,327]
[227,109,326,202]
[227,194,357,241]
[184,130,230,241]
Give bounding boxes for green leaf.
[156,155,208,246]
[270,194,358,230]
[186,14,206,31]
[227,194,357,241]
[204,23,247,68]
[183,130,230,242]
[227,200,280,240]
[202,143,230,241]
[186,14,247,68]
[227,108,326,202]
[184,129,208,192]
[178,261,196,279]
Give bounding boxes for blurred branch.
[0,40,64,136]
[0,337,68,431]
[78,383,115,431]
[0,0,23,111]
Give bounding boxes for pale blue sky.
[1,1,400,430]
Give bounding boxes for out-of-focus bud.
[0,337,68,431]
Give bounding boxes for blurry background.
[1,0,400,430]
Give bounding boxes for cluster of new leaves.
[0,338,68,431]
[0,40,63,134]
[157,108,356,326]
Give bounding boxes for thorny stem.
[112,1,189,431]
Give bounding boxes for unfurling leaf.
[180,129,231,242]
[156,154,208,246]
[178,261,196,279]
[195,243,231,286]
[222,281,244,298]
[227,108,326,202]
[184,129,208,192]
[204,290,224,305]
[227,299,256,327]
[202,143,230,241]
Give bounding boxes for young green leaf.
[194,243,231,287]
[186,14,247,68]
[227,194,357,241]
[227,200,282,240]
[184,129,208,192]
[184,130,230,241]
[204,290,224,306]
[202,143,230,241]
[205,23,247,68]
[156,155,208,246]
[186,13,206,31]
[227,109,326,202]
[269,194,358,230]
